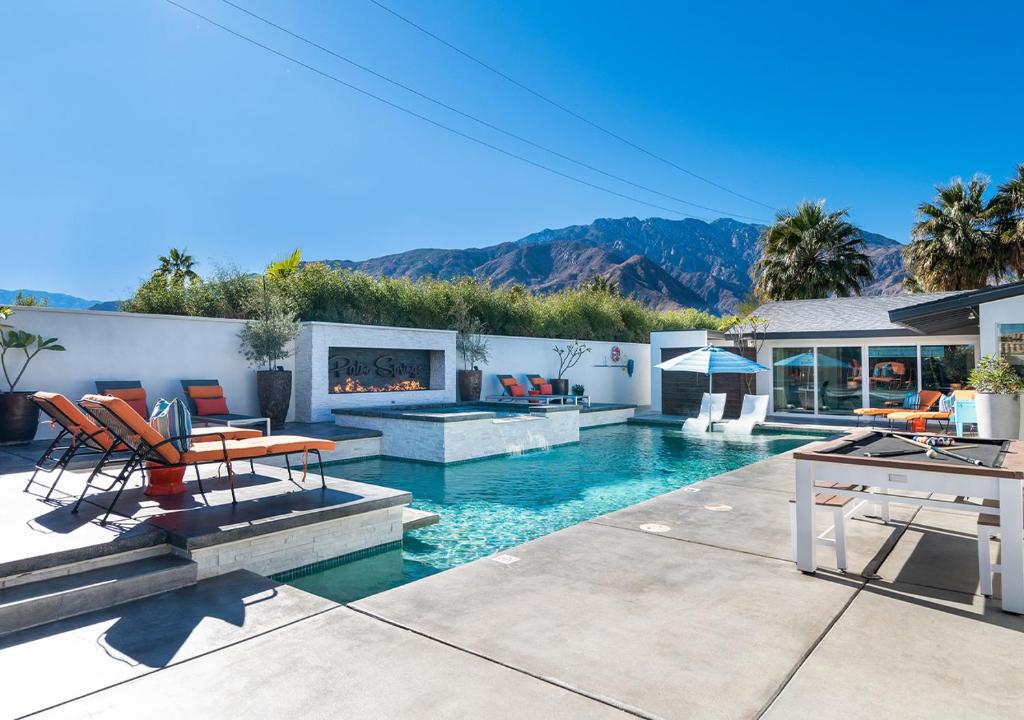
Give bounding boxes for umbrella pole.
[707,373,713,432]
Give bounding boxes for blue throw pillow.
[149,398,193,453]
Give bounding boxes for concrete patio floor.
[3,447,1023,719]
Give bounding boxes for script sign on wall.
[328,347,432,393]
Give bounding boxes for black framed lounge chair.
[27,392,263,502]
[95,380,149,417]
[76,394,335,524]
[179,379,270,435]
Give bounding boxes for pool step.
[0,551,197,637]
[402,507,439,532]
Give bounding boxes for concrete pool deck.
[3,449,1023,719]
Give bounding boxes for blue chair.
[954,398,977,436]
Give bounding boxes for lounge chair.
[180,379,271,435]
[76,394,335,524]
[494,374,528,399]
[683,392,726,432]
[95,380,150,417]
[526,375,553,394]
[852,390,940,426]
[877,390,943,430]
[719,394,769,434]
[27,392,263,503]
[887,389,971,432]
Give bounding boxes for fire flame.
[332,377,427,393]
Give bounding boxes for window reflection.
[868,346,918,408]
[772,348,814,413]
[921,345,975,393]
[816,347,862,414]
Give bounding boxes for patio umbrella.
[773,352,848,369]
[655,346,769,392]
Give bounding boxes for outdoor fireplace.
[328,347,443,394]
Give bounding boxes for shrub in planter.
[571,384,585,396]
[0,307,66,444]
[450,299,490,401]
[967,355,1024,439]
[239,283,300,429]
[552,340,590,396]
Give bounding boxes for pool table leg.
[795,460,817,574]
[998,477,1024,614]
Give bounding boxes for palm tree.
[154,247,199,285]
[903,176,1002,291]
[583,274,621,296]
[266,249,302,280]
[993,164,1024,276]
[753,200,873,301]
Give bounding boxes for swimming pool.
[279,424,819,603]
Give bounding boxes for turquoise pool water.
[282,424,818,603]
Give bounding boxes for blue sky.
[2,0,1022,299]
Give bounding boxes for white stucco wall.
[475,334,651,406]
[979,295,1024,357]
[6,306,285,439]
[5,307,653,437]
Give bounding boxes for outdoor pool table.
[793,428,1024,614]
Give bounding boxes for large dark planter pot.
[550,378,569,396]
[256,370,292,430]
[457,369,482,401]
[0,392,40,445]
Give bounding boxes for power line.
[163,0,720,222]
[214,0,768,223]
[367,0,777,212]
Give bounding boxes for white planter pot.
[975,392,1021,439]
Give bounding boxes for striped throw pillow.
[149,398,193,453]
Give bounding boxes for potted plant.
[552,340,590,396]
[571,383,585,397]
[450,299,490,401]
[0,307,66,444]
[968,354,1024,439]
[238,285,300,429]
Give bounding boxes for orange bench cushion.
[852,408,898,416]
[192,426,262,440]
[248,435,337,454]
[179,439,269,463]
[194,396,230,416]
[187,384,225,399]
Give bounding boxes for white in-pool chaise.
[719,394,769,434]
[682,392,726,432]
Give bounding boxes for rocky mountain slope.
[327,217,907,314]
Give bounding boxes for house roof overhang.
[888,280,1024,335]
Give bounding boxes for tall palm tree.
[753,201,873,301]
[154,247,199,285]
[903,176,1002,291]
[993,164,1024,276]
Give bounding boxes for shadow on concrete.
[0,571,285,669]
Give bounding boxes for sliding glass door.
[921,344,975,393]
[772,347,814,413]
[816,347,862,414]
[868,346,918,408]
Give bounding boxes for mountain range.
[325,217,908,314]
[10,217,908,316]
[0,289,116,311]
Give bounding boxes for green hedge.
[121,264,723,343]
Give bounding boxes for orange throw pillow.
[106,388,148,418]
[194,396,229,416]
[540,383,553,395]
[510,384,526,397]
[187,384,224,399]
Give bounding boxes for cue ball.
[926,448,937,459]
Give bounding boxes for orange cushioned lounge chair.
[888,389,975,432]
[28,392,262,502]
[853,390,941,426]
[526,374,555,396]
[496,374,528,398]
[75,394,335,525]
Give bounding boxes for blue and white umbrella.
[655,346,769,392]
[773,352,848,369]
